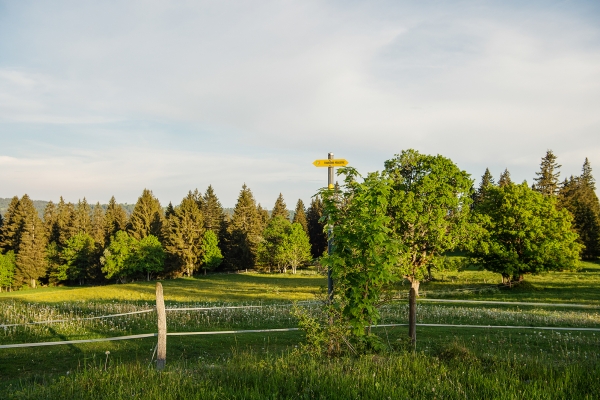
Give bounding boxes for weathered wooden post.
[156,282,167,370]
[408,286,417,349]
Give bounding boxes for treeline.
[0,185,328,291]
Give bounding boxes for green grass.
[2,263,600,398]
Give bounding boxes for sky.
[1,0,599,208]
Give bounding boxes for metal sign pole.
[327,152,334,302]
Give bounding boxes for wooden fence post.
[408,287,417,350]
[156,282,167,370]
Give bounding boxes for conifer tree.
[473,168,495,207]
[271,193,289,220]
[56,197,75,247]
[224,184,262,270]
[43,201,60,245]
[498,169,512,187]
[558,160,600,259]
[104,196,128,243]
[128,189,164,241]
[202,185,225,234]
[534,150,561,196]
[73,198,92,235]
[0,196,22,252]
[292,199,308,234]
[165,202,175,219]
[91,203,106,247]
[164,192,205,276]
[256,203,270,231]
[0,251,16,291]
[306,196,327,258]
[14,195,48,288]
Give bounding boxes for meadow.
[1,263,599,399]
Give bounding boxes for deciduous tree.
[201,230,223,275]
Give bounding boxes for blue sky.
[1,1,599,207]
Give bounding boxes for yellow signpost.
[312,159,348,167]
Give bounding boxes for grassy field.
[1,262,600,399]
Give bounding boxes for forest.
[0,149,598,292]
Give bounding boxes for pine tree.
[292,199,308,234]
[165,202,175,219]
[202,185,225,234]
[256,203,270,231]
[473,168,495,207]
[104,196,128,243]
[224,184,262,270]
[306,196,327,258]
[498,169,512,187]
[56,197,75,247]
[128,189,164,241]
[271,193,289,220]
[14,195,48,288]
[0,196,22,252]
[43,201,60,245]
[164,192,205,276]
[534,150,561,196]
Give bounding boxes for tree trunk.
[31,279,36,289]
[427,266,432,280]
[408,285,417,349]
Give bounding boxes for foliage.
[292,199,308,234]
[0,250,15,291]
[136,235,165,281]
[321,167,400,337]
[498,168,512,187]
[471,182,583,282]
[55,232,97,284]
[257,216,291,272]
[13,195,48,288]
[383,150,475,291]
[473,167,494,208]
[104,196,128,244]
[271,193,289,220]
[280,223,312,274]
[101,231,138,283]
[200,230,223,274]
[202,185,225,235]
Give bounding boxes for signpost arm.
[327,152,334,302]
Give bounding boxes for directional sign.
[313,159,348,167]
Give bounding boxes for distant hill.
[0,198,135,218]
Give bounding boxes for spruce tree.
[56,197,75,247]
[14,195,48,288]
[473,168,495,207]
[0,196,22,252]
[256,203,270,231]
[306,196,327,258]
[91,202,106,247]
[271,193,289,220]
[224,184,262,270]
[558,160,600,259]
[202,185,225,234]
[73,198,92,235]
[165,202,175,219]
[292,199,308,234]
[498,169,512,187]
[128,189,164,241]
[534,150,561,196]
[164,192,205,276]
[104,196,128,243]
[43,201,60,245]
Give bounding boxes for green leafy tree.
[55,232,96,285]
[498,168,512,187]
[136,235,165,281]
[14,195,48,288]
[128,189,164,241]
[200,230,223,275]
[322,168,399,340]
[471,182,582,284]
[164,192,205,277]
[0,251,16,292]
[101,231,138,283]
[292,199,309,234]
[257,216,291,272]
[383,150,474,345]
[223,184,262,270]
[271,193,289,220]
[533,150,561,196]
[280,223,312,274]
[306,196,327,259]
